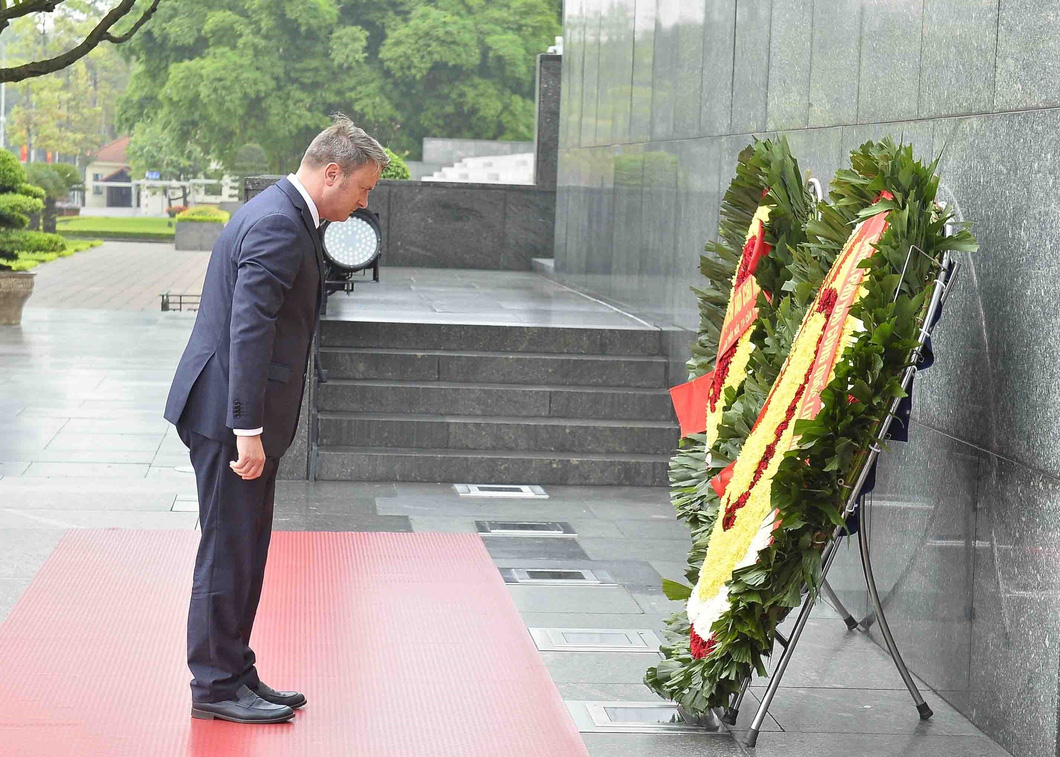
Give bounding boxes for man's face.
[319,161,380,222]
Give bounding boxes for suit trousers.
[177,424,281,704]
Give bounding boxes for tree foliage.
[0,0,159,83]
[116,0,561,172]
[5,1,136,160]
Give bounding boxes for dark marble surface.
[580,0,603,147]
[967,454,1060,757]
[555,1,1060,753]
[700,0,737,136]
[920,0,999,118]
[994,0,1060,110]
[766,0,813,131]
[807,0,862,127]
[252,176,555,271]
[628,0,657,143]
[387,183,506,267]
[857,0,924,124]
[730,0,772,134]
[672,0,706,140]
[534,54,562,191]
[648,0,679,142]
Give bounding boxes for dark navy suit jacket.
[164,177,325,458]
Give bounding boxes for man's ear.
[324,162,341,186]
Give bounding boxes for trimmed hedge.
[59,228,175,241]
[17,182,46,201]
[0,193,44,229]
[175,205,229,224]
[6,238,101,271]
[0,149,25,192]
[0,229,67,254]
[381,147,411,180]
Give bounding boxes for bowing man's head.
[296,113,389,223]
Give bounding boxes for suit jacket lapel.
[277,177,326,305]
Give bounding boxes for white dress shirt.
[232,174,321,438]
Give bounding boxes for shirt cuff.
[232,427,263,436]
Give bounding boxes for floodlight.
[320,208,381,272]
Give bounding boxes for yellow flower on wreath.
[703,204,772,450]
[686,208,887,657]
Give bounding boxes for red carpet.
[0,530,590,757]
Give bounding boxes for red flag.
[710,461,736,498]
[669,372,714,437]
[19,145,27,161]
[45,151,52,163]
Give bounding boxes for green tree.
[0,149,65,271]
[0,0,160,83]
[116,0,561,167]
[23,163,66,198]
[6,2,139,162]
[125,117,208,180]
[233,142,269,199]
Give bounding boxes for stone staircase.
[314,320,678,485]
[421,152,535,184]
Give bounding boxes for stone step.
[320,320,661,356]
[316,446,671,486]
[318,412,679,454]
[317,380,676,421]
[317,347,668,387]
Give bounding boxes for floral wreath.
[669,137,815,547]
[647,139,977,713]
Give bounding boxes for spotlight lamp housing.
[320,207,382,275]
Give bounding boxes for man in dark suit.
[164,114,388,724]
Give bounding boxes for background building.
[552,3,1060,757]
[83,136,132,210]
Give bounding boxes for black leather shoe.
[250,680,307,709]
[191,684,295,723]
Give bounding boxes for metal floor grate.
[454,483,548,498]
[565,701,718,734]
[529,627,661,653]
[499,567,615,585]
[476,521,576,537]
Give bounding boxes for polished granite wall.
[554,1,1060,755]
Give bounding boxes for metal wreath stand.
[725,179,963,748]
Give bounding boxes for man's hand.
[230,434,266,480]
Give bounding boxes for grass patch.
[56,215,176,239]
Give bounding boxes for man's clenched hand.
[230,434,266,480]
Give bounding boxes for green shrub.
[51,163,83,192]
[23,164,65,199]
[17,182,46,201]
[175,205,229,224]
[8,257,38,271]
[0,193,44,230]
[16,250,61,263]
[0,149,26,193]
[7,236,98,271]
[12,229,65,253]
[380,147,410,180]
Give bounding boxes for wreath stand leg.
[739,251,959,748]
[858,490,934,719]
[820,577,860,630]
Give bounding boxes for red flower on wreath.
[690,626,718,659]
[721,288,839,532]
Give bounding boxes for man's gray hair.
[301,112,390,176]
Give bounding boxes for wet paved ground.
[0,251,1012,756]
[25,241,208,311]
